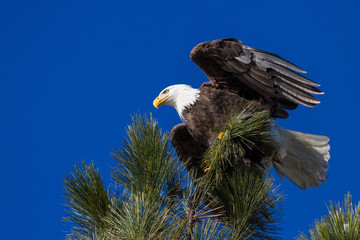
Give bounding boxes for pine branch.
[203,101,273,182]
[197,102,283,239]
[63,161,110,238]
[102,190,178,239]
[111,113,185,199]
[296,193,360,240]
[63,113,284,239]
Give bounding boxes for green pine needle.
[203,101,273,182]
[102,190,178,239]
[63,113,284,240]
[197,102,283,239]
[63,161,110,238]
[296,193,360,240]
[111,113,185,198]
[214,169,283,240]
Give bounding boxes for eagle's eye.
[162,89,169,95]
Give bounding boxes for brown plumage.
[154,38,330,189]
[189,38,323,119]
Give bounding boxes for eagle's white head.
[153,84,200,121]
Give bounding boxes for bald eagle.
[153,38,329,189]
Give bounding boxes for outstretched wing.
[190,38,323,118]
[170,123,207,179]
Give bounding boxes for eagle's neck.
[173,87,200,121]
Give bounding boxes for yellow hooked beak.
[153,95,168,108]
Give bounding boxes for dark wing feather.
[190,38,323,118]
[170,123,207,179]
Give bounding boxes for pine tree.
[63,113,284,239]
[296,193,360,240]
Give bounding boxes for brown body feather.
[182,83,255,147]
[190,38,322,119]
[171,84,266,174]
[166,38,329,188]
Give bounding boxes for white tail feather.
[270,125,330,189]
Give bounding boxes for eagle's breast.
[182,84,244,147]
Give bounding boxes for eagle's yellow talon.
[218,132,224,140]
[204,167,210,173]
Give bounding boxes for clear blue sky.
[1,0,359,239]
